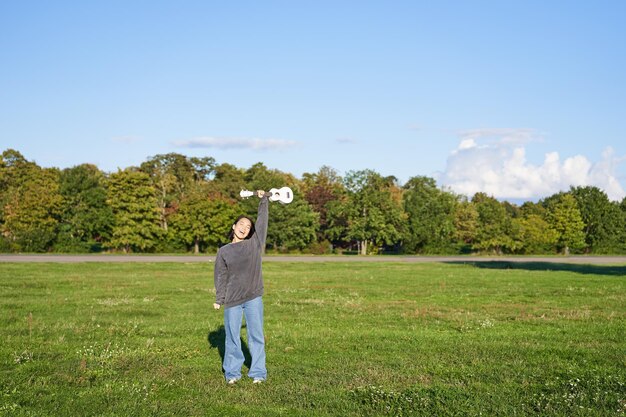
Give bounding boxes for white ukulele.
[239,187,294,204]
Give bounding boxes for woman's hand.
[213,303,221,310]
[256,190,265,198]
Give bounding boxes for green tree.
[544,193,586,255]
[471,193,517,254]
[0,149,38,190]
[169,186,237,253]
[1,150,39,230]
[106,170,162,253]
[324,197,350,250]
[301,166,345,246]
[402,176,457,253]
[2,167,63,252]
[518,214,558,254]
[56,164,113,252]
[265,198,319,251]
[140,153,215,232]
[519,201,545,217]
[243,163,318,251]
[210,163,247,202]
[453,197,478,252]
[189,156,217,183]
[570,186,623,253]
[344,170,404,255]
[619,197,626,253]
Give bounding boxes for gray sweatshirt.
[214,196,268,308]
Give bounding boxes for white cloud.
[458,138,477,150]
[172,136,298,151]
[437,129,626,201]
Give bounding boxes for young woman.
[213,190,268,385]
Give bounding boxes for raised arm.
[254,192,269,249]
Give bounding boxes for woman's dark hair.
[227,215,256,242]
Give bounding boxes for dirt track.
[1,254,626,264]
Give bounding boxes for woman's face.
[232,217,252,241]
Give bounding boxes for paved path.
[1,254,625,264]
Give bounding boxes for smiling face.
[232,217,252,242]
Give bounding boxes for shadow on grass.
[445,261,626,277]
[207,325,252,371]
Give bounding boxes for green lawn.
[1,261,624,416]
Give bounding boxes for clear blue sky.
[2,1,625,201]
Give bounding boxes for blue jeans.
[223,296,267,380]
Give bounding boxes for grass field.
[1,261,625,416]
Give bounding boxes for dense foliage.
[1,148,625,254]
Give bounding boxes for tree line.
[1,148,625,255]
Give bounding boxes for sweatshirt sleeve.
[213,249,228,305]
[254,195,269,249]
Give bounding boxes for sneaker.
[252,378,265,384]
[227,378,239,385]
